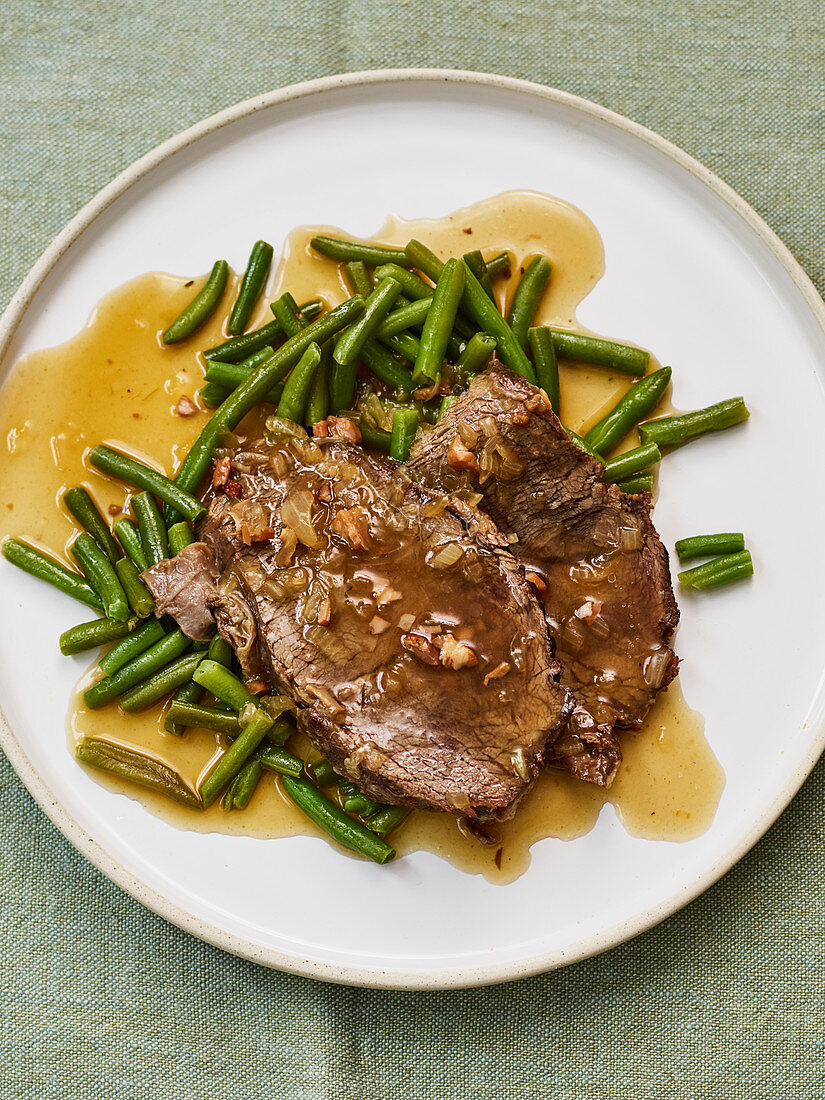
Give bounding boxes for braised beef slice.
[141,542,219,641]
[408,364,679,787]
[198,434,572,820]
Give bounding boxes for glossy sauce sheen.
[0,191,724,882]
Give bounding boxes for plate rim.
[1,67,824,991]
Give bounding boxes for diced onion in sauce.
[265,416,308,439]
[281,489,321,548]
[427,541,465,569]
[619,525,643,552]
[643,649,671,688]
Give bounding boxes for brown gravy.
[0,191,724,883]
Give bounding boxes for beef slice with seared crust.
[408,363,679,787]
[198,432,572,820]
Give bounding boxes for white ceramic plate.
[2,71,824,990]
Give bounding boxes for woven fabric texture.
[1,3,824,1097]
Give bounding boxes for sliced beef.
[408,364,679,787]
[141,542,219,641]
[197,433,571,820]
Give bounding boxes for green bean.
[485,251,511,280]
[166,700,241,736]
[164,635,229,734]
[674,532,746,562]
[166,299,366,520]
[526,327,560,413]
[334,280,402,368]
[447,330,469,362]
[199,708,273,807]
[205,319,282,363]
[601,442,661,483]
[271,292,303,338]
[460,262,535,382]
[280,775,396,864]
[1,538,103,611]
[76,737,201,808]
[112,517,150,572]
[258,744,304,778]
[463,250,494,299]
[198,381,230,408]
[548,329,649,376]
[192,658,262,712]
[222,758,263,810]
[167,521,194,557]
[567,429,601,461]
[293,300,325,324]
[227,241,273,335]
[90,447,204,524]
[390,407,420,463]
[338,779,381,817]
[310,235,411,267]
[101,618,160,675]
[365,805,410,836]
[70,533,130,622]
[84,629,190,709]
[209,347,275,388]
[358,340,414,395]
[276,342,321,423]
[208,634,234,667]
[638,397,749,447]
[375,262,472,351]
[400,242,477,336]
[305,343,331,426]
[359,425,393,452]
[344,260,373,298]
[378,298,432,338]
[456,332,497,383]
[162,260,229,344]
[616,473,654,495]
[163,678,204,736]
[403,240,451,286]
[205,300,323,362]
[378,331,419,363]
[439,395,458,419]
[584,367,672,455]
[412,259,465,386]
[262,714,294,748]
[99,618,166,675]
[329,359,357,414]
[508,256,552,349]
[131,491,169,566]
[311,759,337,786]
[63,487,122,563]
[373,262,434,300]
[203,361,284,405]
[114,557,155,618]
[678,550,753,589]
[59,616,133,656]
[120,652,202,712]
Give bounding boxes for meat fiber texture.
[408,364,680,787]
[173,432,572,820]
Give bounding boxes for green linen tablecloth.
[2,3,823,1096]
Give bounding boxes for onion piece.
[427,541,465,569]
[619,525,643,552]
[265,416,308,439]
[643,649,672,688]
[281,489,321,548]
